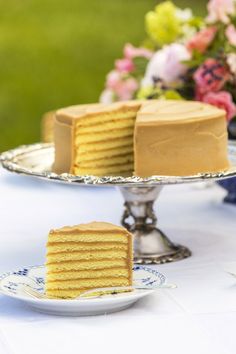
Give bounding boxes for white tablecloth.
[0,167,236,354]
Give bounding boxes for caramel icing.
[135,100,229,176]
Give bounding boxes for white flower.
[227,53,236,75]
[176,8,193,22]
[99,89,114,104]
[142,43,191,88]
[181,24,197,43]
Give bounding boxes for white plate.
[0,265,166,316]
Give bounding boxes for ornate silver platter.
[1,141,236,265]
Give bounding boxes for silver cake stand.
[1,142,236,264]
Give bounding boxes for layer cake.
[53,100,229,177]
[46,222,133,299]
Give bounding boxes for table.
[0,166,236,354]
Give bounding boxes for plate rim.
[0,264,159,304]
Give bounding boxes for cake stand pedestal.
[119,186,190,264]
[1,142,236,265]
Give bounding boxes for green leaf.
[132,56,149,78]
[187,16,204,29]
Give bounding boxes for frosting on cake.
[134,100,229,176]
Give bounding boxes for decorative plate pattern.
[0,265,165,298]
[0,265,168,316]
[1,142,236,186]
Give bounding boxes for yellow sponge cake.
[46,222,133,299]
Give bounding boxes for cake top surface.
[55,99,225,126]
[56,103,105,124]
[137,100,226,124]
[49,221,130,234]
[56,101,143,124]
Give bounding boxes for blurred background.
[0,0,207,151]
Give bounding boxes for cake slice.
[53,101,142,176]
[46,222,133,299]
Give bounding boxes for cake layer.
[47,241,127,253]
[76,116,135,134]
[77,137,133,154]
[46,287,130,299]
[46,268,129,281]
[74,109,137,128]
[74,163,133,176]
[76,145,133,162]
[75,128,133,144]
[48,233,128,243]
[78,154,133,168]
[49,222,131,234]
[48,234,129,243]
[47,249,127,263]
[46,277,129,290]
[47,259,128,272]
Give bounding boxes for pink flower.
[115,77,139,101]
[226,24,236,46]
[105,70,138,101]
[124,43,153,60]
[201,91,236,121]
[115,58,135,73]
[206,0,235,24]
[106,71,121,90]
[193,59,229,96]
[187,27,217,54]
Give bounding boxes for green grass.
[0,0,207,151]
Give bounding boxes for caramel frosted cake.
[46,222,133,299]
[53,100,229,177]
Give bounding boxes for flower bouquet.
[100,0,236,203]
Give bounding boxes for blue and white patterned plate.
[0,265,167,316]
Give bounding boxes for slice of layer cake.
[46,222,133,299]
[134,100,229,176]
[53,101,142,176]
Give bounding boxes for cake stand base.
[119,186,191,264]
